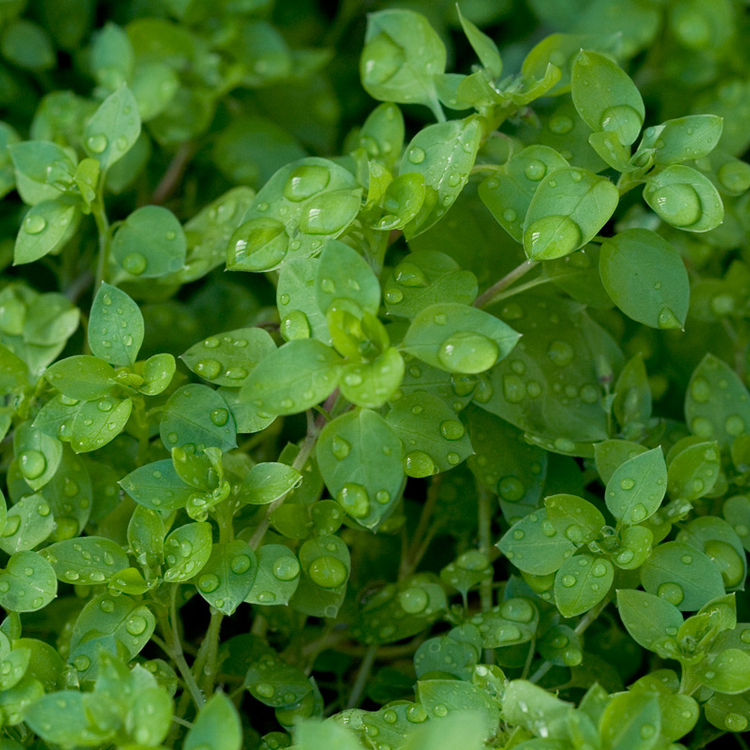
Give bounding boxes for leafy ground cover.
[1,0,750,748]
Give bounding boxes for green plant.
[1,0,750,748]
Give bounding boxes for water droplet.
[561,574,576,587]
[195,359,222,380]
[439,420,465,440]
[24,214,47,234]
[404,450,435,477]
[308,556,347,588]
[210,408,229,426]
[19,449,46,480]
[126,615,148,636]
[283,164,330,202]
[231,554,252,574]
[225,367,248,381]
[408,147,426,164]
[198,574,220,593]
[437,331,499,374]
[503,374,526,404]
[122,252,147,276]
[524,215,581,260]
[399,587,429,614]
[645,182,702,227]
[280,310,311,340]
[498,476,524,501]
[725,415,745,437]
[395,261,428,288]
[385,288,404,304]
[503,208,517,223]
[599,105,643,143]
[73,654,91,671]
[331,435,351,460]
[255,682,275,698]
[100,598,115,613]
[657,307,681,329]
[547,340,574,367]
[657,581,684,606]
[725,713,748,732]
[337,483,370,518]
[87,134,108,153]
[272,556,300,581]
[525,160,547,181]
[548,115,574,134]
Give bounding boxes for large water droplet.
[547,340,574,367]
[280,310,311,341]
[399,587,428,614]
[337,482,370,518]
[439,419,465,441]
[657,581,684,606]
[198,573,220,593]
[272,556,300,581]
[331,435,351,460]
[283,164,330,202]
[657,307,682,329]
[122,252,147,276]
[525,214,582,260]
[394,261,428,288]
[195,359,222,380]
[299,191,360,235]
[229,217,289,271]
[19,449,46,480]
[408,146,426,164]
[308,556,347,588]
[599,105,643,144]
[704,540,745,588]
[718,161,750,194]
[646,183,702,227]
[87,134,108,154]
[404,450,435,477]
[498,476,524,501]
[437,331,499,374]
[524,160,547,181]
[502,374,526,404]
[24,214,47,235]
[210,408,229,426]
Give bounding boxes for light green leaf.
[44,356,115,401]
[239,462,302,505]
[40,536,129,585]
[88,282,143,366]
[640,115,723,166]
[554,554,612,617]
[616,589,683,656]
[605,447,667,525]
[315,240,380,315]
[0,551,57,612]
[498,509,576,575]
[83,85,141,171]
[195,541,257,615]
[12,421,62,491]
[14,199,79,265]
[70,395,133,453]
[457,7,502,77]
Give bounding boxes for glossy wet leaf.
[360,9,446,119]
[70,395,132,453]
[545,494,605,545]
[245,652,313,709]
[44,355,115,400]
[641,540,725,611]
[605,447,667,526]
[40,536,128,585]
[402,302,519,375]
[83,85,140,171]
[384,250,477,319]
[163,522,213,582]
[387,392,472,477]
[457,7,502,77]
[571,50,645,146]
[290,535,350,619]
[554,554,613,617]
[195,541,257,615]
[240,339,342,416]
[112,204,186,278]
[643,164,723,232]
[616,589,683,656]
[88,282,143,366]
[316,409,403,528]
[239,462,301,505]
[8,140,76,205]
[277,258,331,345]
[0,494,55,554]
[356,102,404,169]
[315,240,380,315]
[14,199,79,265]
[640,115,723,166]
[160,384,237,453]
[340,347,405,409]
[181,327,276,387]
[667,441,720,502]
[0,551,57,613]
[12,421,62,491]
[676,516,747,589]
[523,167,618,260]
[227,158,361,272]
[723,495,750,552]
[498,509,576,575]
[600,229,689,330]
[400,116,482,237]
[599,691,661,750]
[685,354,750,448]
[120,458,194,511]
[246,544,300,607]
[697,649,750,695]
[479,145,569,243]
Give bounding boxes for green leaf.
[278,258,331,345]
[290,535,350,618]
[121,459,194,511]
[195,541,257,615]
[479,145,569,243]
[698,649,750,695]
[384,250,478,318]
[8,140,76,205]
[137,352,175,395]
[239,462,302,505]
[616,589,683,656]
[612,354,652,428]
[554,554,612,617]
[127,505,165,572]
[417,680,499,739]
[315,241,380,316]
[386,392,472,477]
[615,524,654,569]
[111,205,186,278]
[498,509,577,575]
[83,85,141,171]
[639,115,723,166]
[317,409,403,528]
[595,440,649,484]
[685,354,750,448]
[163,522,212,582]
[571,49,645,146]
[723,495,750,552]
[12,421,62,491]
[44,355,115,400]
[295,719,362,750]
[457,7,502,77]
[545,494,605,545]
[400,116,483,237]
[246,544,300,606]
[641,541,725,611]
[185,692,241,750]
[599,229,690,329]
[523,167,619,260]
[439,551,492,599]
[160,384,237,453]
[0,494,54,554]
[676,517,746,590]
[356,102,404,169]
[245,652,313,708]
[599,691,661,750]
[643,165,723,232]
[239,339,342,416]
[70,395,133,453]
[667,441,720,502]
[181,327,276,387]
[605,447,667,526]
[360,10,446,119]
[402,302,519,374]
[88,282,143,366]
[40,536,128,585]
[14,199,79,265]
[340,347,405,409]
[90,22,133,90]
[227,158,362,272]
[0,551,57,612]
[501,680,572,739]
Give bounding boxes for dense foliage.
[1,0,750,748]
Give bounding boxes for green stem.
[400,474,442,579]
[196,610,224,696]
[92,198,111,292]
[346,644,378,709]
[478,487,493,614]
[474,259,538,309]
